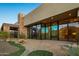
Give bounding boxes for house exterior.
[1,13,26,38]
[1,3,79,42]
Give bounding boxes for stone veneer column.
[18,13,27,38]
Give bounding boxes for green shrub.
[28,50,53,56]
[8,41,25,56]
[68,47,79,56]
[0,31,9,39]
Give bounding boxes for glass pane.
[45,26,49,39]
[69,22,79,42]
[27,27,30,39]
[51,23,58,40]
[37,24,41,39]
[59,24,68,41]
[41,24,46,39]
[30,25,37,39]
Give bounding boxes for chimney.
[18,13,25,34]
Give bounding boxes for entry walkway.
[21,39,76,56]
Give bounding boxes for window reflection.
[69,22,79,42]
[59,24,68,41]
[51,22,58,40]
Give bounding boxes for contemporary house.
[1,3,79,42]
[1,14,26,38]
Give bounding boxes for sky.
[0,3,41,28]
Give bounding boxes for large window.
[59,24,68,41]
[27,18,79,42]
[45,26,49,39]
[68,22,79,42]
[10,30,18,38]
[37,24,41,39]
[41,24,46,39]
[51,22,58,40]
[29,25,37,39]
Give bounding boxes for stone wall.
[18,13,27,38]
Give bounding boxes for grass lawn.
[28,50,53,56]
[8,41,25,56]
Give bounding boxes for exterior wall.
[1,13,28,39]
[3,24,10,32]
[25,3,79,25]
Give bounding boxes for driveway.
[21,39,75,56]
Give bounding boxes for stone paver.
[21,39,74,56]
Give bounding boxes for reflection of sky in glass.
[69,22,79,27]
[42,25,58,33]
[46,27,48,32]
[59,22,79,30]
[37,25,41,30]
[33,22,79,33]
[51,25,58,30]
[42,27,48,33]
[59,24,67,30]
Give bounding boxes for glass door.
[41,25,46,39]
[59,24,68,41]
[37,24,41,39]
[51,22,58,40]
[31,25,37,39]
[68,22,79,42]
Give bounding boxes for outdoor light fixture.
[74,19,77,21]
[69,13,72,16]
[72,32,77,35]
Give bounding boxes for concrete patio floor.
[21,39,76,56]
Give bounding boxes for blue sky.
[0,3,41,28]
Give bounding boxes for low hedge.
[8,41,25,56]
[28,50,53,56]
[0,31,9,39]
[68,47,79,56]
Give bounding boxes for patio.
[21,39,77,56]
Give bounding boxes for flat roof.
[24,3,79,26]
[2,23,18,28]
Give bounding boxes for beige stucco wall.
[25,3,79,25]
[3,24,10,32]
